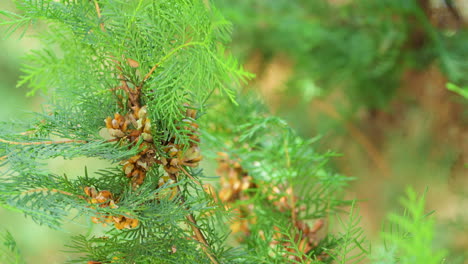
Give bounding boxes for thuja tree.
[0,0,364,263]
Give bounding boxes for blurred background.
[1,0,467,263]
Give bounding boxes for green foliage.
[215,0,468,109]
[447,82,468,99]
[0,230,25,264]
[0,0,364,263]
[0,9,30,39]
[203,94,356,262]
[328,201,369,264]
[1,1,451,263]
[0,0,249,262]
[1,0,251,140]
[373,187,447,264]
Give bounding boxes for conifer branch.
[22,188,81,199]
[283,139,297,224]
[0,138,88,145]
[118,77,141,108]
[186,212,219,264]
[179,165,203,187]
[0,138,119,146]
[169,173,220,264]
[0,1,330,262]
[140,41,207,85]
[142,64,158,84]
[156,41,206,67]
[290,188,297,225]
[92,0,105,31]
[19,130,35,136]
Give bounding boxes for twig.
[178,165,203,187]
[185,212,220,264]
[94,0,135,110]
[22,188,87,203]
[168,173,220,264]
[93,0,105,31]
[284,139,296,224]
[290,188,297,225]
[0,138,119,146]
[0,138,88,145]
[22,188,82,198]
[19,130,35,136]
[0,138,119,162]
[142,64,159,83]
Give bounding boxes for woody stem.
[0,138,118,146]
[178,165,203,187]
[168,173,220,264]
[0,138,88,145]
[93,0,105,31]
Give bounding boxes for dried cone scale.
[83,187,139,230]
[216,153,256,236]
[105,105,156,187]
[95,104,203,231]
[160,105,202,176]
[95,105,156,230]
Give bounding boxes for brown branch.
[185,212,220,264]
[284,140,296,224]
[0,138,88,146]
[19,130,36,136]
[178,165,203,187]
[142,64,159,83]
[93,0,105,31]
[290,188,297,225]
[168,173,220,264]
[0,138,118,163]
[118,74,141,108]
[119,77,132,94]
[94,0,138,110]
[22,188,84,199]
[0,138,119,146]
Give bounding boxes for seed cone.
[105,105,156,187]
[83,187,139,230]
[214,153,327,261]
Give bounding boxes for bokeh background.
[1,0,467,263]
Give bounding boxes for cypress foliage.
[0,1,356,263]
[0,1,451,263]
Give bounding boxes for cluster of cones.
[84,187,139,230]
[105,105,156,187]
[217,152,256,203]
[160,105,202,176]
[91,104,202,230]
[216,152,256,235]
[83,106,154,232]
[215,153,327,262]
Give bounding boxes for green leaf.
[447,83,468,99]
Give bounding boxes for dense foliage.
[0,0,452,263]
[216,0,468,109]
